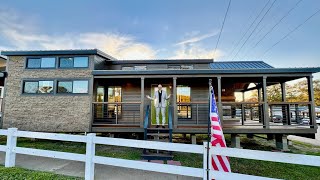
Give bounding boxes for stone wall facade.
[2,55,94,132]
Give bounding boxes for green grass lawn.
[0,166,82,180]
[0,135,319,180]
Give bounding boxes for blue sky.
[0,0,319,78]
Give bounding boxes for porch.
[91,74,318,135]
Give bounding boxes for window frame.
[22,80,55,94]
[21,79,90,96]
[56,80,90,94]
[26,57,57,69]
[58,56,89,69]
[177,85,192,119]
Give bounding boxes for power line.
[259,8,320,58]
[232,0,277,60]
[213,0,232,59]
[227,0,272,59]
[244,0,303,58]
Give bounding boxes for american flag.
[210,88,231,172]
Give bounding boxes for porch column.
[258,88,262,123]
[173,77,178,128]
[281,82,290,125]
[307,76,316,127]
[262,76,269,129]
[140,77,145,128]
[217,76,224,126]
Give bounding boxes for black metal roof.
[210,61,273,69]
[92,67,320,75]
[106,59,213,64]
[1,49,116,60]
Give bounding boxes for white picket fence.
[0,128,320,180]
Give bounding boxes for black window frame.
[56,80,89,94]
[177,85,192,119]
[22,80,54,94]
[26,57,56,69]
[58,56,89,69]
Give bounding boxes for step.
[141,153,174,160]
[147,128,170,130]
[147,139,169,142]
[167,160,182,166]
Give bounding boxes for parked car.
[300,118,310,125]
[271,115,282,123]
[316,118,320,124]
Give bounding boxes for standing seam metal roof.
[210,61,274,69]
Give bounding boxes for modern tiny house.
[1,49,319,141]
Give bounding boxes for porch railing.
[92,102,141,125]
[176,101,315,128]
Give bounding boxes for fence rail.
[0,128,320,180]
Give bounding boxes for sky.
[0,0,319,78]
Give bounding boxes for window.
[23,81,54,94]
[168,65,180,70]
[134,66,147,70]
[107,86,122,118]
[59,57,89,68]
[122,66,134,70]
[177,85,191,119]
[26,58,56,68]
[57,80,89,94]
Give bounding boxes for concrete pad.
[150,160,164,164]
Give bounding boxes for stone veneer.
[2,55,94,132]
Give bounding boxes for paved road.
[288,126,320,146]
[0,153,199,180]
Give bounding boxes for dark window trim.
[21,78,90,96]
[58,56,89,69]
[25,56,90,70]
[22,79,55,95]
[25,57,57,69]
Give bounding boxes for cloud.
[170,44,223,59]
[175,31,219,46]
[0,8,156,59]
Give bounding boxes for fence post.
[5,128,18,167]
[85,133,96,180]
[208,142,212,180]
[203,142,208,180]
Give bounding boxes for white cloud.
[0,8,156,59]
[175,31,219,46]
[170,44,223,59]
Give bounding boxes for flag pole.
[207,79,212,180]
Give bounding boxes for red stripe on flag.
[217,155,230,172]
[211,157,219,171]
[211,116,219,122]
[211,125,221,131]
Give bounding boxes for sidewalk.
[288,128,320,146]
[0,152,199,180]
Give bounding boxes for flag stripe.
[209,88,231,173]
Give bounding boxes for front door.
[151,84,170,125]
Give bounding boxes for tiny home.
[0,49,319,142]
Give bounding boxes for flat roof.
[92,67,320,75]
[210,61,273,69]
[1,49,116,60]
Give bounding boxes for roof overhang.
[1,49,116,60]
[92,67,320,76]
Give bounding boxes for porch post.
[173,77,178,128]
[307,76,316,127]
[217,76,224,126]
[262,76,269,128]
[140,77,145,128]
[281,82,290,125]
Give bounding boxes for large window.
[57,80,89,94]
[107,86,122,118]
[177,85,191,119]
[26,57,56,69]
[59,57,89,68]
[23,81,54,94]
